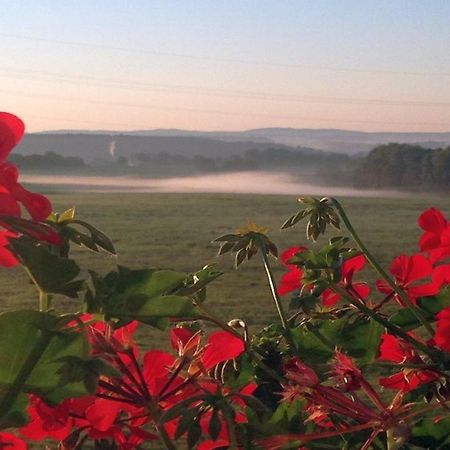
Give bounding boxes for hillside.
[32,128,450,155]
[16,134,317,163]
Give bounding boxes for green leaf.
[71,220,116,254]
[391,287,450,331]
[187,417,202,449]
[291,315,383,365]
[8,237,82,297]
[0,392,28,429]
[0,311,92,411]
[208,407,222,440]
[409,416,450,448]
[175,408,198,439]
[86,267,200,329]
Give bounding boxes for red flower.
[0,113,52,222]
[0,112,24,162]
[331,351,363,391]
[378,333,438,392]
[376,254,438,306]
[418,208,450,263]
[0,433,27,450]
[277,246,306,296]
[20,395,88,441]
[435,306,450,352]
[0,230,18,267]
[322,254,370,306]
[201,331,245,370]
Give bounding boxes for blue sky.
[1,0,449,131]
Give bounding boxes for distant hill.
[17,134,312,163]
[32,127,450,155]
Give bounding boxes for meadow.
[1,192,449,349]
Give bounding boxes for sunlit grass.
[1,192,449,346]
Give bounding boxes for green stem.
[256,238,289,331]
[331,285,437,359]
[39,290,50,311]
[0,330,53,419]
[223,409,239,450]
[330,198,435,338]
[148,401,178,450]
[22,266,51,311]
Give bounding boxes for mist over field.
[21,171,409,197]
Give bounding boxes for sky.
[1,0,450,132]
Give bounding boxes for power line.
[3,88,449,128]
[1,67,450,108]
[1,31,449,77]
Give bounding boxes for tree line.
[353,143,450,189]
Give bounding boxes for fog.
[21,171,409,198]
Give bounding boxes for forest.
[354,143,450,189]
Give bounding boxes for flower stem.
[331,285,438,359]
[257,240,289,331]
[39,290,50,311]
[223,409,239,450]
[147,400,178,450]
[330,198,434,338]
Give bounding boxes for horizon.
[2,1,450,133]
[26,126,450,136]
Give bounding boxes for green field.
[1,192,449,347]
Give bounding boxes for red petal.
[441,227,450,246]
[0,192,21,217]
[408,282,439,300]
[0,432,27,450]
[280,246,306,266]
[419,231,441,252]
[170,327,194,352]
[202,331,245,370]
[376,279,392,295]
[198,440,229,450]
[378,333,405,363]
[277,267,302,296]
[352,283,371,300]
[85,398,122,432]
[390,254,432,285]
[0,162,19,188]
[418,208,447,233]
[435,306,450,352]
[143,350,175,394]
[433,264,450,287]
[0,112,25,163]
[342,254,366,276]
[13,187,53,222]
[322,288,340,307]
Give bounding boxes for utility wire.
[1,67,450,108]
[3,88,449,128]
[1,32,449,77]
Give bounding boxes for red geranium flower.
[378,333,438,392]
[376,254,439,306]
[321,254,370,306]
[0,113,52,222]
[277,246,306,296]
[435,306,450,353]
[201,331,245,370]
[0,432,27,450]
[418,208,450,263]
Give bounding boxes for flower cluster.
[18,317,249,449]
[0,112,56,267]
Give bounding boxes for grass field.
[1,192,449,347]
